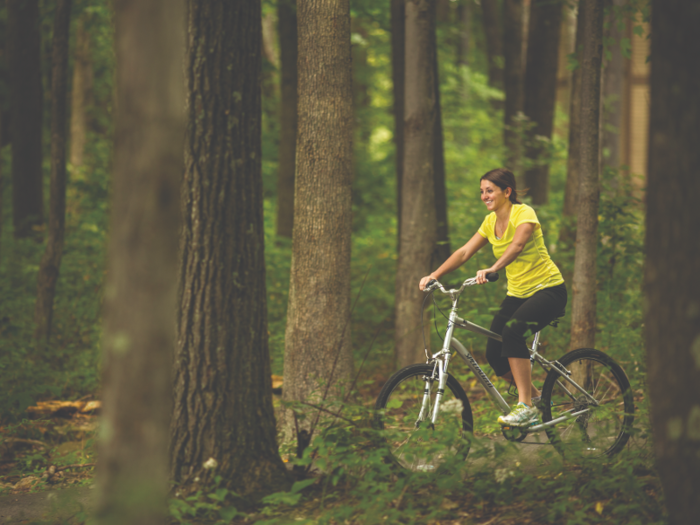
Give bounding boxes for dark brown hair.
[480,168,523,204]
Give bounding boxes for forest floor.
[0,390,664,524]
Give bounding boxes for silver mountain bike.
[375,274,635,471]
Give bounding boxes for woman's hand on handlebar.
[419,274,437,291]
[476,268,497,285]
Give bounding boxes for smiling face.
[480,179,511,212]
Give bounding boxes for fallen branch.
[56,463,96,472]
[1,437,47,449]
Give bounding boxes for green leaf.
[291,478,316,493]
[219,506,239,521]
[386,398,403,409]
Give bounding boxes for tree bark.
[276,0,298,238]
[601,0,624,175]
[395,0,437,368]
[34,0,71,345]
[171,0,289,496]
[70,15,92,170]
[569,0,603,351]
[96,1,186,524]
[558,1,584,260]
[456,0,471,67]
[431,1,450,265]
[646,3,700,523]
[7,0,43,238]
[522,0,562,205]
[392,0,405,247]
[282,0,354,436]
[503,0,525,172]
[481,0,504,91]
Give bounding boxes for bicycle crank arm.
[527,408,591,432]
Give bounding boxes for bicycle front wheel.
[541,348,635,458]
[375,363,473,471]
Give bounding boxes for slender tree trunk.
[95,1,185,523]
[601,0,624,176]
[34,0,71,345]
[522,0,562,205]
[503,0,524,172]
[392,0,405,246]
[569,0,603,351]
[7,0,43,238]
[558,1,584,263]
[646,3,700,523]
[481,0,504,91]
[276,0,297,238]
[395,0,437,368]
[456,0,471,67]
[171,0,289,495]
[70,16,92,170]
[431,3,450,265]
[282,0,354,436]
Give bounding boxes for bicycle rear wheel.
[540,348,634,458]
[375,363,473,471]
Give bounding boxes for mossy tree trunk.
[276,0,297,238]
[646,2,700,523]
[7,0,43,238]
[395,0,438,368]
[96,1,186,523]
[170,0,290,496]
[282,0,354,439]
[522,0,562,205]
[34,0,71,345]
[569,0,603,351]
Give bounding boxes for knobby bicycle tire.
[375,363,473,471]
[540,348,635,458]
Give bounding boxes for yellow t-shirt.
[477,204,564,298]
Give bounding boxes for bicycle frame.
[421,279,599,432]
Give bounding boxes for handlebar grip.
[427,279,437,287]
[486,272,499,282]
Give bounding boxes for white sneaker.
[498,402,539,427]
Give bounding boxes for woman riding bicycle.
[419,168,566,427]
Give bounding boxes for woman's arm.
[419,232,489,290]
[475,222,535,284]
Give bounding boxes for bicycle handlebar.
[424,272,499,294]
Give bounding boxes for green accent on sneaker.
[498,402,540,427]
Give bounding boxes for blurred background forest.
[0,0,648,419]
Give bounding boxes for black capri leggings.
[486,283,567,377]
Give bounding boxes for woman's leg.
[501,284,568,408]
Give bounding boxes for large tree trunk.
[646,2,700,523]
[276,0,298,238]
[392,0,405,246]
[569,0,603,351]
[481,0,504,91]
[170,0,289,496]
[95,1,185,523]
[558,2,584,264]
[395,0,438,368]
[34,0,71,345]
[601,0,624,176]
[522,0,562,205]
[282,0,354,437]
[70,15,92,170]
[7,0,43,238]
[503,0,524,172]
